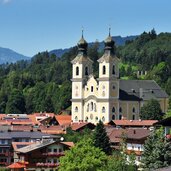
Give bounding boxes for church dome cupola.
[104,28,115,54]
[77,30,88,55]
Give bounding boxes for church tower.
[71,32,93,122]
[97,29,120,122]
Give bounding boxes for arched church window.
[102,107,105,113]
[94,103,96,112]
[132,115,135,120]
[85,66,88,76]
[91,102,93,111]
[75,116,78,122]
[102,116,105,122]
[132,107,136,113]
[112,115,115,120]
[76,66,79,76]
[112,107,115,113]
[95,117,98,122]
[112,65,115,75]
[119,107,122,113]
[119,114,122,120]
[103,65,106,75]
[102,91,105,97]
[75,106,78,112]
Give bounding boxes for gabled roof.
[71,54,93,64]
[12,142,34,151]
[71,122,95,131]
[7,162,27,169]
[125,128,150,140]
[16,140,74,153]
[0,131,58,139]
[119,80,168,101]
[110,120,158,127]
[55,115,71,126]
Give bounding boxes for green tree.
[141,128,171,170]
[5,89,26,114]
[140,99,163,120]
[59,138,107,171]
[93,120,112,155]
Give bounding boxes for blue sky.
[0,0,170,57]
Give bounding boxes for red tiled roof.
[12,125,33,131]
[71,122,95,131]
[55,115,71,126]
[60,142,74,147]
[12,142,34,151]
[111,120,158,126]
[125,128,150,139]
[7,162,28,169]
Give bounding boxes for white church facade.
[71,32,169,124]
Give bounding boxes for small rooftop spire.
[109,26,111,37]
[81,26,84,38]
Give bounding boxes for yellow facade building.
[71,32,169,124]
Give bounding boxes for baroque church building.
[71,32,169,124]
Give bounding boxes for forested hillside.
[0,30,170,114]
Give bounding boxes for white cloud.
[1,0,11,4]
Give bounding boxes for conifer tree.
[142,128,171,170]
[93,120,112,155]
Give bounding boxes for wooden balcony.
[36,163,59,167]
[42,152,64,157]
[126,150,142,156]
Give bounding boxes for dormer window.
[76,66,79,76]
[85,66,88,76]
[103,65,106,75]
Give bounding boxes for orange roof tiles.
[111,120,158,126]
[71,122,95,131]
[55,115,71,126]
[8,162,26,169]
[60,142,74,147]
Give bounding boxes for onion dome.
[77,30,88,54]
[104,28,115,53]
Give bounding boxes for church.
[71,31,169,124]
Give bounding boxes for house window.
[112,65,115,75]
[75,106,78,112]
[48,148,51,152]
[112,107,115,113]
[112,115,115,120]
[102,107,105,113]
[53,149,57,152]
[132,145,134,150]
[91,86,93,92]
[85,66,88,76]
[76,66,79,76]
[59,148,62,152]
[103,65,106,75]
